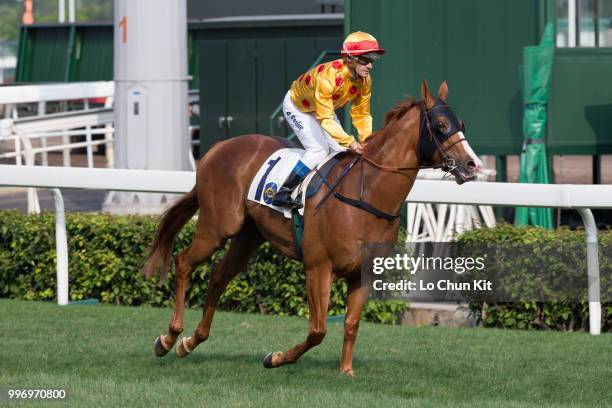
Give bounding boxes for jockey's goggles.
[353,52,380,65]
[356,56,374,65]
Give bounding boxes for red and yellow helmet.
[341,31,385,58]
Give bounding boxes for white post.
[61,102,71,168]
[38,101,48,166]
[455,205,466,235]
[444,205,457,241]
[15,129,41,214]
[68,0,76,23]
[49,188,69,306]
[3,104,13,119]
[14,135,21,165]
[107,0,190,214]
[479,205,497,228]
[104,97,115,168]
[413,204,423,241]
[188,147,196,171]
[406,202,416,241]
[577,208,601,335]
[468,206,481,229]
[435,204,448,241]
[59,0,66,23]
[423,203,437,241]
[568,0,577,47]
[84,100,94,167]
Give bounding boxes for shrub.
[0,210,406,323]
[457,224,611,332]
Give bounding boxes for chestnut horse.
[143,80,481,375]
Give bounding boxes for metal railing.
[0,108,115,213]
[0,82,202,212]
[408,169,498,242]
[1,81,115,171]
[0,164,609,335]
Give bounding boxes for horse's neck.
[367,108,420,168]
[363,109,421,213]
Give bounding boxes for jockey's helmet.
[341,31,385,60]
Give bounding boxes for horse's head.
[419,80,482,184]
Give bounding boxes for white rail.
[0,164,608,335]
[0,83,116,187]
[0,82,114,105]
[410,168,497,241]
[0,108,115,213]
[0,165,194,193]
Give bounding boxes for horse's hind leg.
[154,220,223,357]
[263,262,333,368]
[176,219,263,357]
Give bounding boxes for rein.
[361,102,467,175]
[328,101,468,220]
[333,158,402,221]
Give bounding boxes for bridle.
[362,100,467,176]
[320,100,470,221]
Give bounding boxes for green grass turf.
[0,299,610,408]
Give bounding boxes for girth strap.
[332,159,401,221]
[315,155,361,210]
[333,192,400,221]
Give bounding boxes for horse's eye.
[434,115,449,132]
[436,121,447,131]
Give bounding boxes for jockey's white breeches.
[282,91,347,169]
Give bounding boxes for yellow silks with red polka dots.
[289,59,373,147]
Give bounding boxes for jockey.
[272,31,385,209]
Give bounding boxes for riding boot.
[272,170,305,209]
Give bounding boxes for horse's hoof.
[176,336,192,358]
[154,335,170,357]
[263,351,284,368]
[340,369,355,377]
[263,352,275,368]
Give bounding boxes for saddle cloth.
[246,148,341,218]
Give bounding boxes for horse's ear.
[438,80,449,101]
[420,79,435,109]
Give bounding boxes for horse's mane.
[383,96,418,128]
[363,96,418,152]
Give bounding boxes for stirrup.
[272,190,303,209]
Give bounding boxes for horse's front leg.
[339,277,369,376]
[263,263,333,368]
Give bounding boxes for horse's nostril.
[466,160,477,170]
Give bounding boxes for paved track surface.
[0,188,106,212]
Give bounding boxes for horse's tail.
[142,188,199,280]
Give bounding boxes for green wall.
[347,0,543,155]
[16,23,198,88]
[15,20,343,156]
[16,26,73,82]
[193,19,343,153]
[347,0,612,156]
[15,6,612,156]
[67,26,113,82]
[549,48,612,155]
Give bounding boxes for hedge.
[2,210,609,331]
[457,224,611,332]
[0,210,405,324]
